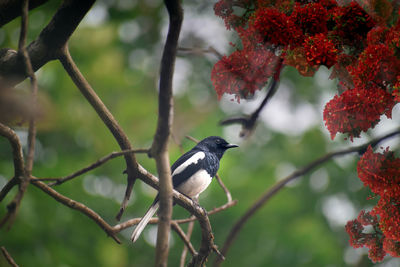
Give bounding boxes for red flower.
[323,86,395,140]
[349,44,400,89]
[303,33,338,68]
[373,197,400,242]
[383,238,400,258]
[345,210,386,262]
[214,0,233,19]
[251,7,303,47]
[332,1,376,47]
[290,3,328,35]
[357,146,400,198]
[211,46,278,100]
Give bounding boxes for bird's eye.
[215,139,221,144]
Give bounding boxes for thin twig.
[31,179,121,244]
[215,174,232,203]
[34,148,149,186]
[214,128,400,266]
[179,217,195,267]
[58,45,140,221]
[178,46,223,59]
[1,246,18,267]
[171,221,197,256]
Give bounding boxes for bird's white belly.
[176,169,212,198]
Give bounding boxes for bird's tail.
[131,201,159,242]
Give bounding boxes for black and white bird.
[131,136,238,242]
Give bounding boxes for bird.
[131,136,238,242]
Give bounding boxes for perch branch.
[214,128,400,266]
[58,45,140,221]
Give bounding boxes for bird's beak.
[225,144,239,149]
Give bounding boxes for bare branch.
[1,246,18,267]
[57,45,140,221]
[34,148,150,186]
[214,128,400,266]
[171,221,197,257]
[179,218,195,267]
[220,59,284,138]
[0,123,26,229]
[0,0,95,89]
[0,124,24,178]
[18,0,39,175]
[151,0,183,264]
[31,179,121,244]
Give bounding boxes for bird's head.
[196,136,238,158]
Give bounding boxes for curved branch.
[57,45,140,221]
[214,128,400,266]
[0,0,95,89]
[31,179,121,244]
[35,148,150,186]
[0,123,26,229]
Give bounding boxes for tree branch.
[18,0,38,175]
[179,217,195,267]
[34,148,150,186]
[57,45,140,221]
[0,123,26,229]
[0,0,95,89]
[30,179,121,244]
[171,221,197,257]
[151,0,183,265]
[1,246,18,267]
[214,128,400,266]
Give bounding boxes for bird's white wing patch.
[172,151,205,176]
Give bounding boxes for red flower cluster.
[323,87,395,140]
[350,44,400,89]
[332,2,376,47]
[251,7,303,47]
[211,46,278,100]
[304,33,338,68]
[345,210,386,262]
[291,3,328,35]
[357,146,400,198]
[347,147,400,261]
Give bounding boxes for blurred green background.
[1,0,400,266]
